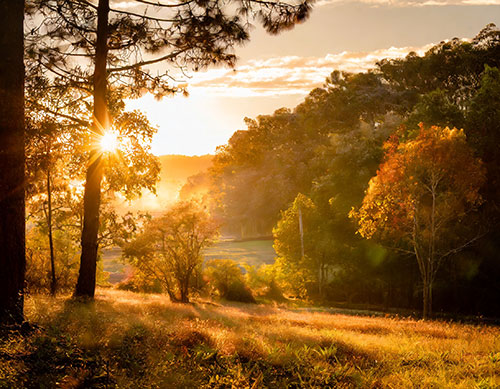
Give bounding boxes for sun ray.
[100,131,119,153]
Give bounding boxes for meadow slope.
[1,289,499,388]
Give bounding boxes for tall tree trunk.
[47,169,57,296]
[0,0,25,324]
[75,0,110,298]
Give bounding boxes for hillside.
[1,289,498,388]
[158,154,213,182]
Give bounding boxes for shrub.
[205,259,256,303]
[225,280,256,303]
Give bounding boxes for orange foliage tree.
[350,125,485,318]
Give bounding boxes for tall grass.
[1,289,498,388]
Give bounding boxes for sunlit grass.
[1,288,499,388]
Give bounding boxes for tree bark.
[47,169,57,296]
[179,277,190,303]
[75,0,110,298]
[0,0,25,324]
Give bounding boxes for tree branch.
[27,99,90,127]
[107,49,187,72]
[108,7,176,23]
[134,0,195,7]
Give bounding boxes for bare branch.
[438,231,486,261]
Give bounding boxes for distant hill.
[158,154,213,181]
[114,154,213,213]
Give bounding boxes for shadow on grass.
[4,291,491,388]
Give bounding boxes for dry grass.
[1,289,499,388]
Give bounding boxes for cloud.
[185,44,434,98]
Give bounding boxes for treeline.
[199,24,500,316]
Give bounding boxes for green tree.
[405,89,464,133]
[378,24,500,108]
[210,69,407,239]
[467,66,500,205]
[273,194,336,299]
[351,125,485,318]
[124,201,218,303]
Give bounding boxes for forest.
[185,23,500,318]
[0,0,500,387]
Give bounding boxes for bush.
[25,227,80,294]
[245,263,286,302]
[117,269,163,294]
[205,259,256,303]
[225,281,256,303]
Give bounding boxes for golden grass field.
[1,289,499,388]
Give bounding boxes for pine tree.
[27,0,313,297]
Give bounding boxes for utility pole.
[298,205,304,259]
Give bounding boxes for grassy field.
[204,238,276,268]
[1,289,499,388]
[101,248,131,284]
[102,239,276,284]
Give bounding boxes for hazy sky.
[125,1,500,156]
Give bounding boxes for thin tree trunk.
[47,169,57,296]
[0,0,25,325]
[422,274,433,319]
[75,0,110,298]
[421,183,437,319]
[428,281,433,318]
[422,278,429,319]
[318,262,323,299]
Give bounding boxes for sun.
[100,131,119,153]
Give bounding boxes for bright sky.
[125,0,500,156]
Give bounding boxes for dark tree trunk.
[75,0,110,298]
[47,169,57,296]
[0,0,25,324]
[179,277,190,303]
